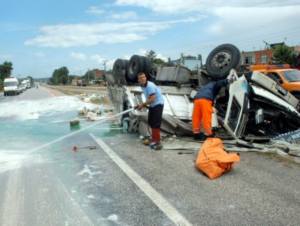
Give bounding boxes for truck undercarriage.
[105,44,300,144]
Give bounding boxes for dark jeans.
[148,104,164,129]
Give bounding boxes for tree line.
[272,44,300,67]
[49,66,100,85]
[0,61,13,87]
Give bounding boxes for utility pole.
[103,60,107,72]
[87,68,90,85]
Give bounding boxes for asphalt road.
[0,87,299,226]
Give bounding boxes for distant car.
[4,77,20,96]
[251,64,300,99]
[20,82,27,92]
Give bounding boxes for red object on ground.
[192,98,213,135]
[72,146,78,152]
[195,138,240,179]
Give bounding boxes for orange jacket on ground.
[195,138,240,179]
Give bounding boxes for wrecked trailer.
[105,44,300,143]
[106,65,197,136]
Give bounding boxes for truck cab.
[4,77,20,96]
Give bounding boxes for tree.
[272,44,294,64]
[50,66,69,85]
[145,50,166,66]
[83,70,95,83]
[146,50,156,63]
[0,61,13,85]
[26,76,34,87]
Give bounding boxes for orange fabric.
[192,99,213,135]
[195,138,240,179]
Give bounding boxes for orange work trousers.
[192,98,213,135]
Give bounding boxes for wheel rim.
[211,51,232,69]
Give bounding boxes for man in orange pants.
[193,78,232,140]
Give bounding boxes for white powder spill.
[0,96,97,121]
[0,149,45,173]
[77,164,102,179]
[87,194,95,199]
[107,214,118,222]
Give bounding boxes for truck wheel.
[113,59,129,86]
[128,55,144,82]
[127,55,152,82]
[206,44,241,80]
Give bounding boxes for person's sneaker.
[149,142,163,151]
[193,133,206,141]
[149,142,156,148]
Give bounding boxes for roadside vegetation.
[0,61,13,90]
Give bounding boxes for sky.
[1,0,300,78]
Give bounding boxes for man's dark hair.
[137,72,146,77]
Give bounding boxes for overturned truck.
[105,44,300,143]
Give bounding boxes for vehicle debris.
[105,43,300,159]
[72,145,97,152]
[70,119,80,129]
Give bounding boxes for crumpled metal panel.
[156,66,191,84]
[126,86,193,120]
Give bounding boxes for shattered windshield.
[283,70,300,82]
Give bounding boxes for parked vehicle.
[251,64,300,99]
[3,77,20,96]
[20,80,28,92]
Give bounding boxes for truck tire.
[128,55,144,82]
[206,44,241,80]
[128,55,152,82]
[113,59,128,85]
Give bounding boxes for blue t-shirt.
[142,81,164,107]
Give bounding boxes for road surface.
[0,87,299,226]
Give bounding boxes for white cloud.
[137,48,168,61]
[24,18,202,48]
[110,11,138,20]
[90,54,105,64]
[86,6,105,15]
[122,55,131,60]
[105,59,115,70]
[156,53,168,62]
[138,48,147,55]
[115,0,300,13]
[114,0,300,47]
[208,5,300,47]
[70,52,87,60]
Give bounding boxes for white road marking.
[1,169,24,226]
[90,133,193,226]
